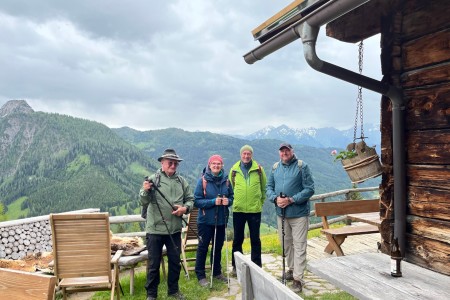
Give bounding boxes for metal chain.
[353,40,364,143]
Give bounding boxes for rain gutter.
[243,0,406,255]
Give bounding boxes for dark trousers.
[232,212,262,267]
[195,223,225,280]
[146,232,181,297]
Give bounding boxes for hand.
[276,196,291,208]
[172,205,187,216]
[143,180,153,191]
[221,197,229,206]
[215,197,223,205]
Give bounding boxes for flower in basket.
[331,149,358,161]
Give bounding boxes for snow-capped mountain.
[244,124,381,150]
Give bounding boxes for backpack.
[230,164,263,192]
[271,160,303,173]
[202,175,230,197]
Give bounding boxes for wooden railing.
[109,186,379,236]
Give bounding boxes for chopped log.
[326,0,395,43]
[405,233,450,275]
[402,0,450,40]
[407,165,450,190]
[405,83,450,130]
[402,63,450,88]
[407,215,450,243]
[403,29,450,71]
[407,129,450,164]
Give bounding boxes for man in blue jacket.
[266,143,315,293]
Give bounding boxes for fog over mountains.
[241,124,381,150]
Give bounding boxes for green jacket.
[229,160,267,213]
[140,169,194,234]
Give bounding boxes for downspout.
[300,23,406,255]
[243,0,407,255]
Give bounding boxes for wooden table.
[308,252,450,300]
[347,212,381,227]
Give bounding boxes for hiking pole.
[224,202,230,294]
[210,195,220,288]
[279,192,287,285]
[146,177,203,243]
[152,192,189,277]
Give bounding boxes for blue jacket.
[194,167,234,226]
[266,156,315,218]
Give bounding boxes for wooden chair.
[0,268,56,300]
[49,213,123,300]
[180,207,201,278]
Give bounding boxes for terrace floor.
[68,228,381,299]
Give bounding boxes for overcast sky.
[0,0,383,135]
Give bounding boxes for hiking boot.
[214,274,228,283]
[168,291,186,300]
[285,270,294,281]
[230,267,237,277]
[198,278,209,288]
[147,297,156,300]
[291,280,302,293]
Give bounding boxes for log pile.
[0,220,52,260]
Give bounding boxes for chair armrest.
[111,250,124,265]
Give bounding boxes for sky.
[0,0,383,136]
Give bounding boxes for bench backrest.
[315,199,379,217]
[0,268,56,300]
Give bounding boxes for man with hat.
[266,142,315,293]
[229,145,267,275]
[140,148,194,300]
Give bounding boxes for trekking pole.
[280,192,287,285]
[210,195,220,288]
[146,177,203,243]
[152,190,189,277]
[224,202,230,294]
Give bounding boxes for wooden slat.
[322,225,379,236]
[0,268,56,300]
[251,0,306,36]
[315,199,379,217]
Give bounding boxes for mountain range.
[1,100,380,227]
[241,124,381,150]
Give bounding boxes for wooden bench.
[0,268,56,300]
[314,199,380,256]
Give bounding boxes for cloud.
[0,0,382,135]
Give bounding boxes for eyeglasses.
[166,161,179,167]
[210,163,222,166]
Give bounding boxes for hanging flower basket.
[341,141,383,183]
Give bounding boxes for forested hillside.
[0,101,158,218]
[113,127,380,227]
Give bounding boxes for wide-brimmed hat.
[158,148,183,162]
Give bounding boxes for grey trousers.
[277,215,309,282]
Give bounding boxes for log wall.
[380,0,450,275]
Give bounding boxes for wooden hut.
[326,0,449,276]
[244,0,449,276]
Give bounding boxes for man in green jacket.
[229,145,267,274]
[140,148,194,300]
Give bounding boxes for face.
[209,160,223,175]
[161,159,179,176]
[240,150,253,164]
[279,147,294,163]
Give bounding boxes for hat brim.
[158,155,183,162]
[279,146,292,150]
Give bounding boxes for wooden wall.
[327,0,449,275]
[380,0,450,275]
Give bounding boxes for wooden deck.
[307,232,450,300]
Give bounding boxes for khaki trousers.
[277,215,308,282]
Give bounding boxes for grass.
[91,225,352,300]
